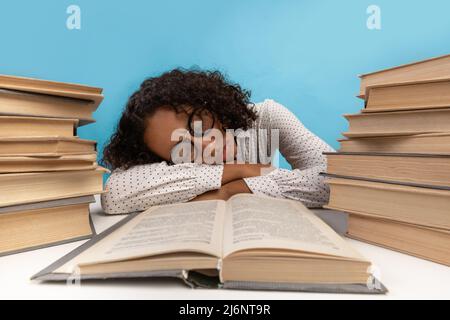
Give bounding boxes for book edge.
[346,234,450,267]
[323,151,450,158]
[0,195,96,215]
[320,172,450,191]
[358,54,450,78]
[31,211,141,280]
[0,234,93,259]
[0,74,103,94]
[222,279,388,294]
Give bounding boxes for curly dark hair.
[102,68,257,170]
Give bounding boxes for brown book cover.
[0,74,103,105]
[0,136,96,156]
[0,116,77,138]
[324,177,450,231]
[0,199,96,257]
[0,89,97,126]
[338,133,450,154]
[363,78,450,112]
[358,54,450,98]
[323,152,450,188]
[0,154,97,173]
[343,108,450,138]
[0,167,107,207]
[347,214,450,266]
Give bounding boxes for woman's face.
[143,106,237,164]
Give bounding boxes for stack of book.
[0,75,107,257]
[323,54,450,266]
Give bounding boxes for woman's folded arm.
[246,99,335,207]
[101,162,224,214]
[101,162,271,214]
[243,164,329,208]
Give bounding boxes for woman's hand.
[191,163,272,202]
[221,163,272,185]
[190,179,252,201]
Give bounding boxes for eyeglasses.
[170,109,218,163]
[187,109,216,137]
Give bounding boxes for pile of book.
[0,75,107,257]
[323,54,450,266]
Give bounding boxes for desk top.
[1,196,449,300]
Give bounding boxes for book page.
[56,200,226,274]
[222,194,364,260]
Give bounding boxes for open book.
[32,194,386,293]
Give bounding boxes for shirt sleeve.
[243,99,335,208]
[101,162,224,214]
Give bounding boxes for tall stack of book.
[0,75,107,257]
[323,54,450,266]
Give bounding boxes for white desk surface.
[1,195,449,300]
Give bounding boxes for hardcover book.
[358,54,450,98]
[0,154,97,173]
[0,74,103,126]
[0,116,77,138]
[363,78,450,112]
[32,194,386,294]
[324,177,450,230]
[347,215,450,266]
[324,152,450,188]
[0,167,107,207]
[343,108,450,138]
[0,136,96,156]
[338,133,450,154]
[0,196,96,257]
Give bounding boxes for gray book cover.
[0,195,96,214]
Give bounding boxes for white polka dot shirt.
[101,99,335,214]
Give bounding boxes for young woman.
[101,69,334,214]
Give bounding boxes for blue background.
[1,0,450,169]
